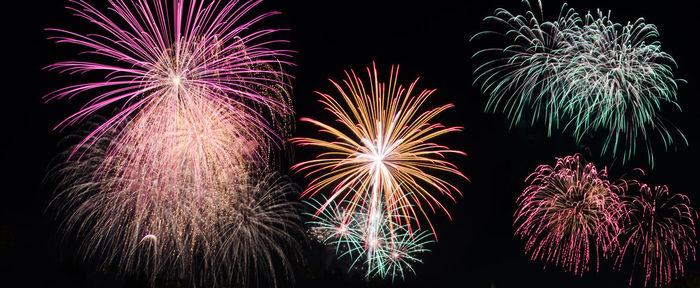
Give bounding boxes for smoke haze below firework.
[3,0,699,287]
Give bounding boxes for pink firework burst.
[514,154,626,275]
[45,0,297,285]
[616,184,697,287]
[46,0,293,161]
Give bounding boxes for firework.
[46,0,297,285]
[616,184,697,287]
[472,1,684,165]
[470,0,580,134]
[292,63,466,235]
[52,129,303,286]
[364,222,433,281]
[46,0,293,160]
[558,11,683,164]
[306,196,366,262]
[514,154,625,275]
[306,192,433,281]
[219,171,304,287]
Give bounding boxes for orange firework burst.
[292,63,467,235]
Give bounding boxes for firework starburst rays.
[46,0,294,158]
[101,93,255,198]
[558,11,684,164]
[293,64,467,234]
[470,1,581,134]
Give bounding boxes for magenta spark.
[514,154,626,275]
[616,184,697,287]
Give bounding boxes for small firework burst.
[306,193,433,281]
[471,1,684,165]
[514,154,625,275]
[616,184,697,287]
[365,224,433,281]
[306,196,366,261]
[292,63,467,235]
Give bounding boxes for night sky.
[3,0,699,287]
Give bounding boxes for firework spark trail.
[219,171,305,287]
[471,1,684,165]
[514,154,626,275]
[616,184,697,287]
[306,192,433,281]
[292,63,467,237]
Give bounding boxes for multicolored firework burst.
[292,63,467,236]
[514,154,626,275]
[306,193,433,281]
[472,1,685,165]
[616,184,697,287]
[46,0,298,285]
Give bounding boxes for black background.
[3,0,699,287]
